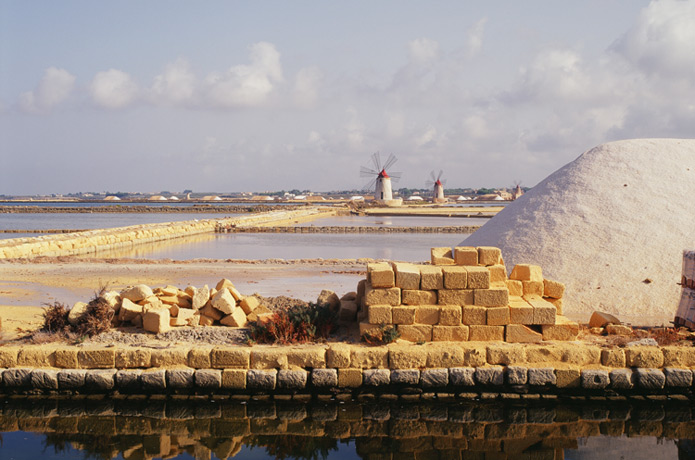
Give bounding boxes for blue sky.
[2,0,694,195]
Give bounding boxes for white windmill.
[512,181,524,200]
[426,170,447,203]
[360,152,402,203]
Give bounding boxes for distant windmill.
[426,170,447,203]
[512,181,524,200]
[360,152,401,202]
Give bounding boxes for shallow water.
[296,215,489,227]
[0,398,691,460]
[0,213,239,231]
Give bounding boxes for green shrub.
[361,324,400,345]
[248,303,337,344]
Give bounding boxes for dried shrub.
[248,303,337,344]
[362,324,400,345]
[42,301,69,333]
[75,296,114,337]
[651,327,693,346]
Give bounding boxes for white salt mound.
[464,138,695,325]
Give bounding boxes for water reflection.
[1,397,694,459]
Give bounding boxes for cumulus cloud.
[19,67,75,113]
[150,58,196,105]
[465,18,487,57]
[293,66,323,108]
[89,69,138,109]
[611,0,695,77]
[408,38,440,65]
[205,41,283,107]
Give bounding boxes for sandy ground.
[0,258,365,340]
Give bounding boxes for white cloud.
[612,0,695,77]
[465,18,487,57]
[408,38,440,65]
[205,41,283,107]
[19,67,75,113]
[293,66,323,108]
[150,58,196,105]
[89,69,138,109]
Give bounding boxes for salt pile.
[464,139,695,325]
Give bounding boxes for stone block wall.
[350,246,578,343]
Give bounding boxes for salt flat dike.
[0,204,293,213]
[0,207,339,259]
[465,138,695,325]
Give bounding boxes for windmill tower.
[426,170,447,203]
[360,152,402,204]
[512,181,524,200]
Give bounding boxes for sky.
[1,0,694,195]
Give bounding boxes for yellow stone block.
[250,348,289,369]
[542,316,579,341]
[477,246,502,266]
[367,262,395,288]
[389,346,428,368]
[625,347,664,368]
[438,289,474,306]
[54,349,79,368]
[487,344,527,364]
[401,290,437,305]
[368,305,393,324]
[454,246,478,265]
[462,306,487,325]
[556,368,581,388]
[442,266,468,289]
[364,283,401,306]
[432,325,469,341]
[0,348,19,368]
[393,262,421,290]
[662,347,695,368]
[488,265,507,283]
[77,348,115,369]
[287,346,327,368]
[326,344,351,368]
[439,304,462,326]
[115,348,151,368]
[392,306,416,325]
[506,280,523,297]
[188,347,213,368]
[415,305,440,325]
[525,296,557,325]
[211,347,250,368]
[486,306,510,326]
[338,369,363,387]
[222,369,247,389]
[474,287,509,307]
[509,301,534,325]
[419,266,444,290]
[510,264,543,282]
[431,247,455,265]
[240,296,261,314]
[359,321,381,336]
[601,348,626,367]
[151,348,188,367]
[543,279,565,299]
[466,266,491,289]
[468,325,504,341]
[427,344,466,367]
[505,324,542,343]
[522,280,544,296]
[350,346,388,368]
[398,324,433,342]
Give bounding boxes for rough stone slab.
[420,368,448,388]
[311,368,338,387]
[475,366,504,386]
[3,368,32,387]
[506,366,528,385]
[115,370,142,391]
[393,262,421,290]
[58,369,87,390]
[85,369,116,390]
[247,369,277,390]
[195,369,222,389]
[420,266,444,290]
[664,367,693,388]
[141,369,167,390]
[278,370,308,389]
[167,369,195,389]
[581,369,609,389]
[528,368,556,386]
[634,368,666,390]
[391,369,420,385]
[609,369,634,390]
[30,369,59,390]
[363,369,390,386]
[454,246,478,265]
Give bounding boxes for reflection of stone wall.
[1,398,693,460]
[0,207,336,259]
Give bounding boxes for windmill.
[512,181,524,200]
[360,152,401,202]
[426,170,447,203]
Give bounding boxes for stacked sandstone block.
[356,246,578,343]
[75,279,273,334]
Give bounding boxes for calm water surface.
[0,213,240,231]
[0,398,692,460]
[296,215,489,227]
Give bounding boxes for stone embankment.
[216,225,480,234]
[0,204,297,214]
[1,341,695,397]
[0,207,338,259]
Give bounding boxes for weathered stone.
[192,285,210,310]
[222,369,247,389]
[487,344,526,365]
[419,267,445,294]
[415,305,440,325]
[68,302,89,326]
[392,306,416,325]
[170,307,196,326]
[120,284,154,302]
[102,291,121,311]
[475,366,504,385]
[364,283,401,306]
[486,306,510,325]
[466,266,491,289]
[625,347,664,368]
[215,278,234,291]
[312,368,338,387]
[505,324,542,343]
[85,369,116,390]
[438,289,474,306]
[368,304,392,324]
[605,324,633,336]
[78,348,115,369]
[469,325,504,341]
[401,290,437,306]
[664,368,693,388]
[391,369,420,385]
[449,367,476,386]
[338,369,362,387]
[581,369,609,389]
[393,262,421,290]
[250,348,288,369]
[278,370,308,389]
[609,369,634,389]
[119,298,143,321]
[54,349,78,368]
[601,349,626,367]
[634,368,665,390]
[432,325,469,341]
[31,369,59,390]
[388,346,427,369]
[522,280,544,296]
[398,324,432,342]
[363,369,390,386]
[442,266,468,289]
[58,369,87,389]
[220,308,247,327]
[510,264,543,282]
[367,263,396,288]
[589,311,621,328]
[143,309,171,334]
[151,348,188,367]
[351,346,389,369]
[542,317,579,341]
[543,279,565,299]
[506,366,528,385]
[524,296,557,325]
[115,370,142,391]
[141,369,167,390]
[338,300,358,322]
[506,280,523,297]
[475,288,509,307]
[663,347,695,367]
[437,304,462,326]
[431,247,455,265]
[211,288,236,315]
[167,369,195,388]
[247,369,277,389]
[555,368,581,388]
[528,368,556,386]
[427,345,465,367]
[454,246,478,265]
[421,368,448,388]
[326,344,351,368]
[0,348,19,368]
[286,346,326,368]
[3,368,31,387]
[195,369,222,389]
[317,289,341,310]
[462,306,486,325]
[477,246,502,266]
